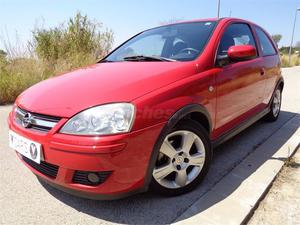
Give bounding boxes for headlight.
[60,103,135,135]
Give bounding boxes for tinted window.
[255,27,277,56]
[218,23,257,57]
[105,22,217,62]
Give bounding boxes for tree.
[0,49,7,71]
[0,49,7,58]
[271,34,282,46]
[0,49,7,64]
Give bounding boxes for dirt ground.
[248,148,300,225]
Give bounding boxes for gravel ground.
[0,67,299,225]
[248,148,300,225]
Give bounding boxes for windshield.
[104,21,217,62]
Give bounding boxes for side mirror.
[228,45,257,61]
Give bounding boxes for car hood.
[17,62,196,118]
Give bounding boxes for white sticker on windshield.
[205,22,212,26]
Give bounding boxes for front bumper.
[8,110,165,199]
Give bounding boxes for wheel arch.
[278,79,284,91]
[268,77,284,107]
[166,104,212,134]
[143,104,212,189]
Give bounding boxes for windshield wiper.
[99,59,115,63]
[123,55,176,62]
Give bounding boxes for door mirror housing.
[228,45,257,61]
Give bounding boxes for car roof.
[170,17,255,25]
[149,17,256,31]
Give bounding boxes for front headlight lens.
[60,103,135,135]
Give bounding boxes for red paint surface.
[228,45,257,60]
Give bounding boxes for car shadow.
[39,110,299,225]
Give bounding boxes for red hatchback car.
[8,18,283,199]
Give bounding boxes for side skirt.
[212,107,270,148]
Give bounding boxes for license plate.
[9,130,42,164]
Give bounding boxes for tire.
[150,120,212,196]
[264,87,282,122]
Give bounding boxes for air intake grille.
[22,156,59,179]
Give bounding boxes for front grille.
[15,107,61,132]
[72,171,111,186]
[22,156,59,179]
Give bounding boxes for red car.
[8,18,283,199]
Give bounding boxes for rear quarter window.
[255,27,277,56]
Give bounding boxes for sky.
[0,0,299,52]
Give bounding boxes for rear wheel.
[265,88,282,122]
[151,120,212,196]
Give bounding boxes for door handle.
[260,68,266,76]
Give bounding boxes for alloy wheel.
[152,130,206,189]
[272,89,281,117]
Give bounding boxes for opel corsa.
[8,18,284,199]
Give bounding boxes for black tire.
[264,87,282,122]
[150,120,212,196]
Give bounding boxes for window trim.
[214,22,259,67]
[254,25,278,57]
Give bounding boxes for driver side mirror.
[228,45,257,61]
[216,45,257,67]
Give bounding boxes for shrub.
[281,54,300,67]
[30,12,113,67]
[0,12,114,105]
[0,58,49,104]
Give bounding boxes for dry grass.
[0,55,96,105]
[281,54,300,67]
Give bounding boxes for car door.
[214,23,266,137]
[254,26,281,106]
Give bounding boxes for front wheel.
[150,120,212,196]
[264,88,282,122]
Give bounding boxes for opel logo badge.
[176,156,184,164]
[22,113,32,128]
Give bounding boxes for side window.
[255,27,277,56]
[217,23,257,57]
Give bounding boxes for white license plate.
[9,130,42,164]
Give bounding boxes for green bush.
[0,12,114,105]
[30,12,113,67]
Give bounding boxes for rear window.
[255,27,277,56]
